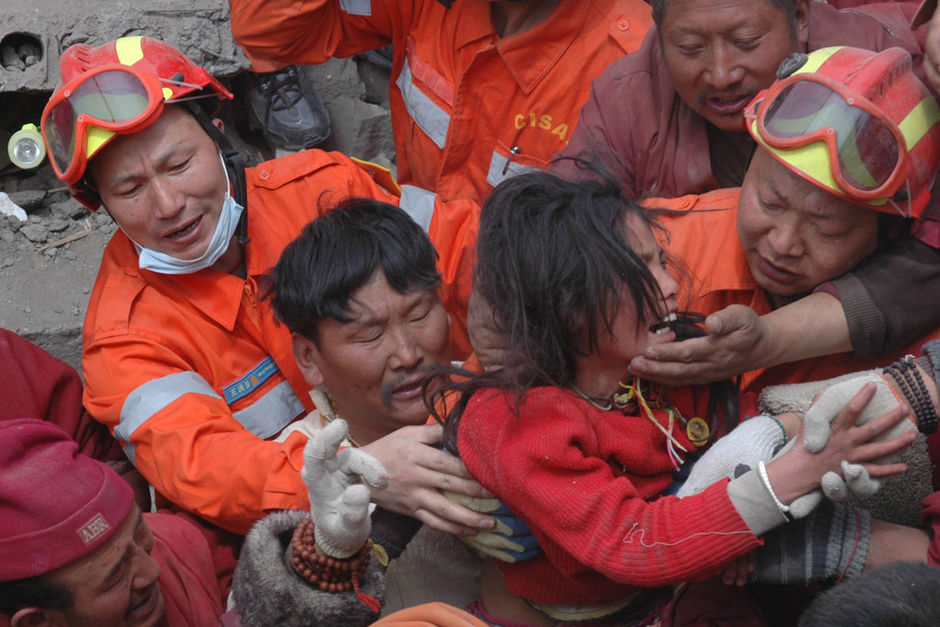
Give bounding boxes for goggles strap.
[886,178,913,219]
[181,100,244,199]
[228,153,249,245]
[181,99,250,243]
[161,77,211,92]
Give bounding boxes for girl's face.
[575,214,680,395]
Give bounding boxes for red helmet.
[744,46,940,219]
[41,36,233,209]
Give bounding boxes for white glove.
[302,419,389,558]
[677,414,786,498]
[802,373,912,453]
[805,373,917,502]
[820,461,882,500]
[766,373,916,517]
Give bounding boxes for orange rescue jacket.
[82,150,474,533]
[228,0,653,210]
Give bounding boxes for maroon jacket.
[0,329,237,627]
[150,510,239,627]
[923,491,940,566]
[0,328,122,462]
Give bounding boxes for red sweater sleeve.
[458,387,759,601]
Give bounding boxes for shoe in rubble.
[247,65,331,151]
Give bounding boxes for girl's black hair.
[428,166,737,454]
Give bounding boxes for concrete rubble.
[0,2,394,370]
[0,0,248,93]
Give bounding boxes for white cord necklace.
[311,386,362,448]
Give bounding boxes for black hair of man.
[266,197,441,346]
[798,561,940,627]
[650,0,799,27]
[0,575,72,616]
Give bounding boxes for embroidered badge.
[223,356,279,404]
[77,513,111,545]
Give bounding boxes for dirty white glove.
[765,373,915,517]
[802,373,912,453]
[302,419,389,558]
[821,461,882,501]
[677,414,786,498]
[804,373,914,503]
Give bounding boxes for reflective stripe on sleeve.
[396,58,450,149]
[116,371,304,462]
[339,0,372,15]
[116,371,220,443]
[486,149,540,189]
[233,379,305,440]
[400,184,436,232]
[124,442,138,465]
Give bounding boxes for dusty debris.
[39,218,91,252]
[1,41,41,72]
[8,189,44,210]
[0,0,249,93]
[20,222,47,243]
[0,192,27,222]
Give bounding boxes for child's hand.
[767,384,916,516]
[721,550,756,586]
[801,373,915,454]
[794,384,913,477]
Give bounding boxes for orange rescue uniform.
[228,0,653,211]
[82,150,475,534]
[647,189,940,394]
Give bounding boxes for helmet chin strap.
[183,100,250,244]
[887,178,913,220]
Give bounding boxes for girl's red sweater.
[458,386,761,605]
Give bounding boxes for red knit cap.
[0,418,134,581]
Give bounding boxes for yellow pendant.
[686,417,710,447]
[612,388,635,407]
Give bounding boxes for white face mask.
[135,153,244,275]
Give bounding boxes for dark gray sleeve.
[830,236,940,357]
[233,509,385,627]
[369,506,423,559]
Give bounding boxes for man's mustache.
[379,364,439,406]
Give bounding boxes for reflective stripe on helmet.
[115,36,145,66]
